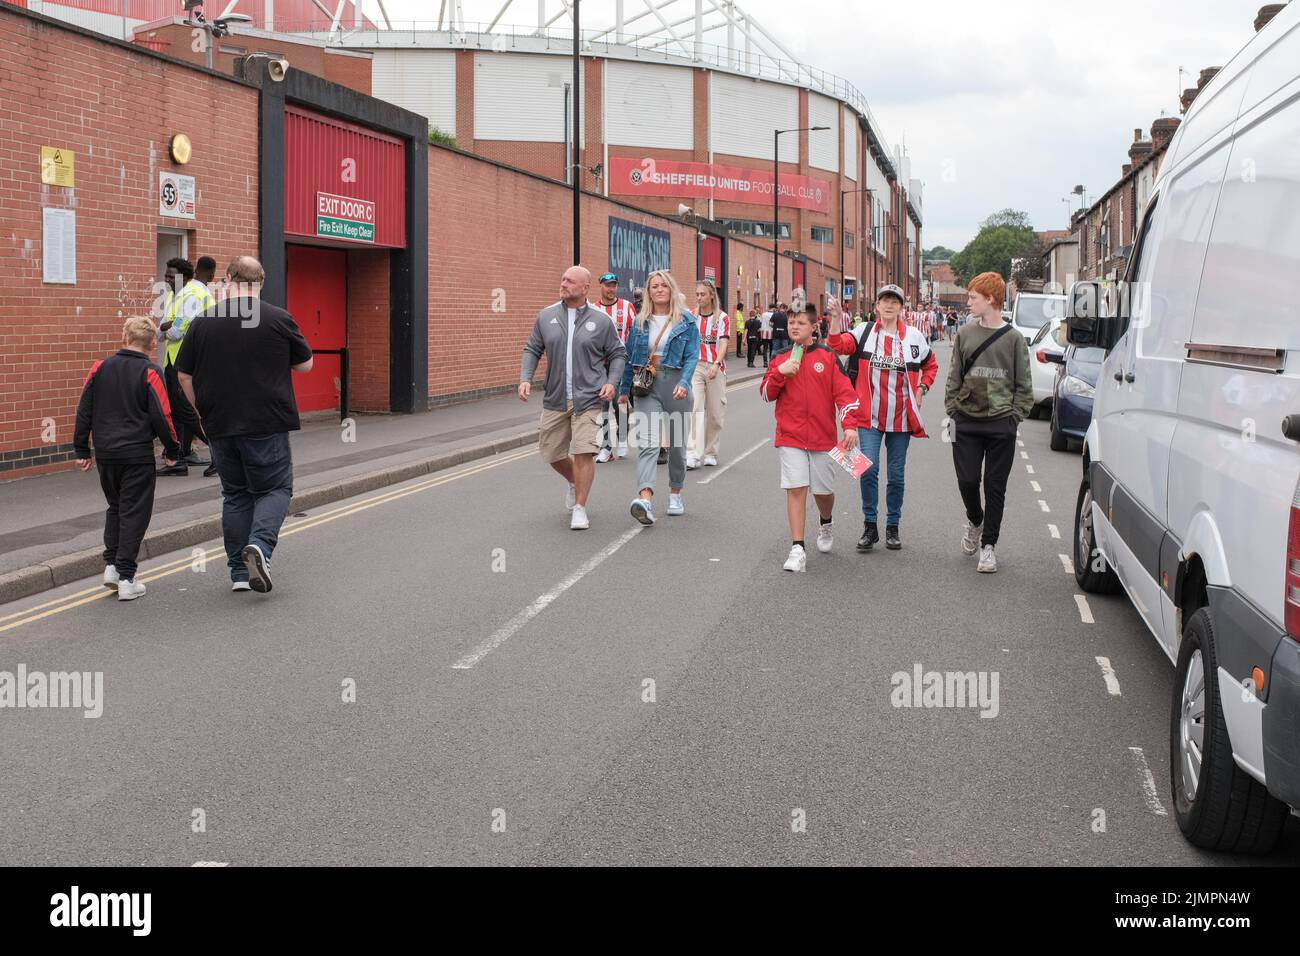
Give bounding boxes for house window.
[719,219,790,240]
[811,226,833,243]
[844,233,854,248]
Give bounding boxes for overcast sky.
[370,0,1264,251]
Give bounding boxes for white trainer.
[231,580,252,592]
[816,521,834,553]
[570,504,590,530]
[703,455,718,467]
[686,457,701,470]
[565,483,577,511]
[617,442,629,459]
[783,544,807,573]
[978,545,998,573]
[631,498,655,525]
[102,565,120,589]
[667,493,685,516]
[596,448,612,464]
[117,579,146,601]
[962,519,983,555]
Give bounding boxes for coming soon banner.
[609,157,833,215]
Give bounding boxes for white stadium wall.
[808,93,839,173]
[604,60,693,150]
[708,71,798,163]
[474,51,586,144]
[371,49,456,133]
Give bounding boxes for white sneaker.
[102,565,120,589]
[816,521,834,553]
[617,442,628,459]
[631,498,655,525]
[117,579,146,601]
[703,455,718,467]
[686,457,701,470]
[565,483,577,511]
[232,580,252,592]
[978,545,998,573]
[596,448,612,464]
[783,544,807,573]
[667,493,685,516]
[570,504,590,530]
[962,519,983,555]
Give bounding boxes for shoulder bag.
[631,318,675,398]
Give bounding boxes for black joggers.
[98,462,157,579]
[951,413,1019,548]
[164,361,206,457]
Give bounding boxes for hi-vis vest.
[164,280,216,367]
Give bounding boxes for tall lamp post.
[773,125,828,305]
[571,0,582,264]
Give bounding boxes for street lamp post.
[773,125,828,306]
[571,0,581,264]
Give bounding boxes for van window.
[1191,94,1300,349]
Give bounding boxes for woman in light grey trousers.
[618,270,701,525]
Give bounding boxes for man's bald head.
[560,265,592,307]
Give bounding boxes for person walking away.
[746,309,763,367]
[176,256,313,593]
[157,256,217,478]
[688,280,729,469]
[944,272,1033,573]
[759,305,773,367]
[520,266,627,531]
[619,270,700,525]
[770,301,790,357]
[761,309,861,572]
[74,316,181,601]
[592,272,636,462]
[827,284,938,553]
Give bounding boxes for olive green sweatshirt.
[944,322,1034,420]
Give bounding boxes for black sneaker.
[203,463,219,478]
[657,448,669,465]
[241,543,272,593]
[156,462,189,477]
[856,522,879,552]
[886,525,902,550]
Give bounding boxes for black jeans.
[951,413,1019,548]
[98,462,157,579]
[746,338,761,365]
[164,361,206,457]
[208,432,294,581]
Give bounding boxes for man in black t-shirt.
[770,303,790,356]
[176,255,314,595]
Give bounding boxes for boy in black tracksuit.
[74,317,181,600]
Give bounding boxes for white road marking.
[1020,451,1029,459]
[1095,656,1122,696]
[709,558,721,562]
[1048,524,1060,539]
[192,861,229,867]
[697,437,769,485]
[1031,481,1042,492]
[1017,440,1025,447]
[452,527,643,669]
[1128,747,1169,816]
[1075,594,1094,624]
[1039,499,1051,512]
[1058,554,1073,573]
[1026,465,1036,475]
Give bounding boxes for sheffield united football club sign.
[610,157,833,215]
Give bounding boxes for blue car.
[1047,345,1104,452]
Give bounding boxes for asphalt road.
[2,342,1296,866]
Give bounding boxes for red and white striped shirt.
[827,322,939,435]
[697,311,730,372]
[593,297,636,343]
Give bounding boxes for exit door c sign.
[316,192,375,244]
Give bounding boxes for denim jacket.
[618,311,702,397]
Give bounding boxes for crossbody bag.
[631,318,674,398]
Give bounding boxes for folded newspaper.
[828,445,872,478]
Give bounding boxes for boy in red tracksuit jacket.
[74,317,181,601]
[761,308,862,573]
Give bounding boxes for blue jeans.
[208,432,294,581]
[857,427,911,526]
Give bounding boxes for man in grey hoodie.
[519,266,628,530]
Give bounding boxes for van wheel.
[1073,477,1121,594]
[1170,608,1288,853]
[1049,409,1069,451]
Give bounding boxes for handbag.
[631,318,674,398]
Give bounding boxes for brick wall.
[426,146,698,406]
[0,6,259,480]
[346,248,389,412]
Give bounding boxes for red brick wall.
[346,248,389,413]
[323,49,371,96]
[0,7,259,480]
[426,147,698,405]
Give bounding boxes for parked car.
[1045,342,1103,451]
[1010,292,1066,341]
[1028,319,1065,416]
[1066,1,1300,853]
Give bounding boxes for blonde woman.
[618,270,701,524]
[688,280,728,469]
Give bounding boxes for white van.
[1066,3,1300,853]
[1010,291,1066,342]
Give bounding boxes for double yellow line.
[0,447,536,634]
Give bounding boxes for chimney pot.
[1255,4,1285,32]
[1198,67,1221,89]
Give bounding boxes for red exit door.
[286,244,347,414]
[792,259,806,294]
[699,234,722,286]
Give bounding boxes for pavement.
[1,342,1296,865]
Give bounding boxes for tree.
[950,210,1038,285]
[922,245,955,264]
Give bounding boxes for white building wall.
[371,49,456,134]
[843,110,858,182]
[808,93,839,172]
[474,52,584,143]
[709,73,798,163]
[605,61,693,150]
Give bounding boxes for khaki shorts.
[539,403,603,463]
[778,446,837,495]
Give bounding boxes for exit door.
[792,259,806,294]
[286,244,347,413]
[699,234,722,286]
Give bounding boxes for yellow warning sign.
[40,147,75,188]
